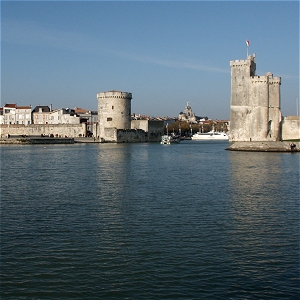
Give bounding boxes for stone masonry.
[229,55,282,142]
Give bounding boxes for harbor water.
[1,141,299,299]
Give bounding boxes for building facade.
[48,108,81,125]
[1,103,32,125]
[229,55,282,142]
[32,106,51,124]
[74,107,98,135]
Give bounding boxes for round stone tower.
[97,90,132,140]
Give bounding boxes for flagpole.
[246,40,250,58]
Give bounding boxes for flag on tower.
[246,40,250,46]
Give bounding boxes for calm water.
[1,141,299,299]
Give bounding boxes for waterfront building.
[97,90,163,142]
[1,103,32,125]
[74,107,98,134]
[229,55,281,142]
[32,105,51,124]
[97,90,132,139]
[48,108,81,125]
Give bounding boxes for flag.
[246,40,250,46]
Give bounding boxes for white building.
[1,103,32,125]
[49,108,81,124]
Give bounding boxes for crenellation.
[97,91,132,100]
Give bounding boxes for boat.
[191,131,228,140]
[191,129,228,140]
[160,135,180,144]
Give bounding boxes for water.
[1,141,299,299]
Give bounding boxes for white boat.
[160,135,180,144]
[191,130,228,140]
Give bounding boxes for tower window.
[112,106,114,109]
[107,117,112,121]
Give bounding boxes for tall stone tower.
[230,55,282,142]
[97,90,132,139]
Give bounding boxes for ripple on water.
[1,143,299,299]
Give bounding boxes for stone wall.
[117,129,148,143]
[131,120,164,135]
[282,116,300,140]
[0,124,86,137]
[101,127,162,143]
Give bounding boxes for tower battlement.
[230,60,249,67]
[250,74,281,85]
[97,90,132,100]
[230,55,256,68]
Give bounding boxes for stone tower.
[229,55,282,142]
[97,90,132,139]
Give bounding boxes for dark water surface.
[1,141,299,299]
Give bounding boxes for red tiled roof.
[75,107,88,113]
[4,103,17,108]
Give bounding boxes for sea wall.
[0,124,86,137]
[282,116,300,140]
[0,137,74,144]
[101,127,162,143]
[226,141,299,152]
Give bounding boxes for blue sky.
[1,1,299,119]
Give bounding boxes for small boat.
[160,135,180,144]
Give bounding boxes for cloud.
[115,51,230,73]
[2,18,228,74]
[1,19,98,53]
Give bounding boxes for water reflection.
[1,143,298,299]
[225,152,299,297]
[229,152,285,211]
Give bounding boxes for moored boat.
[191,130,228,140]
[160,135,180,144]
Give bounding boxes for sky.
[1,1,299,119]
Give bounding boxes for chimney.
[50,104,52,111]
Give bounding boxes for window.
[107,117,112,121]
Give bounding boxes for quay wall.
[0,137,74,144]
[101,127,162,143]
[0,124,86,137]
[226,141,299,152]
